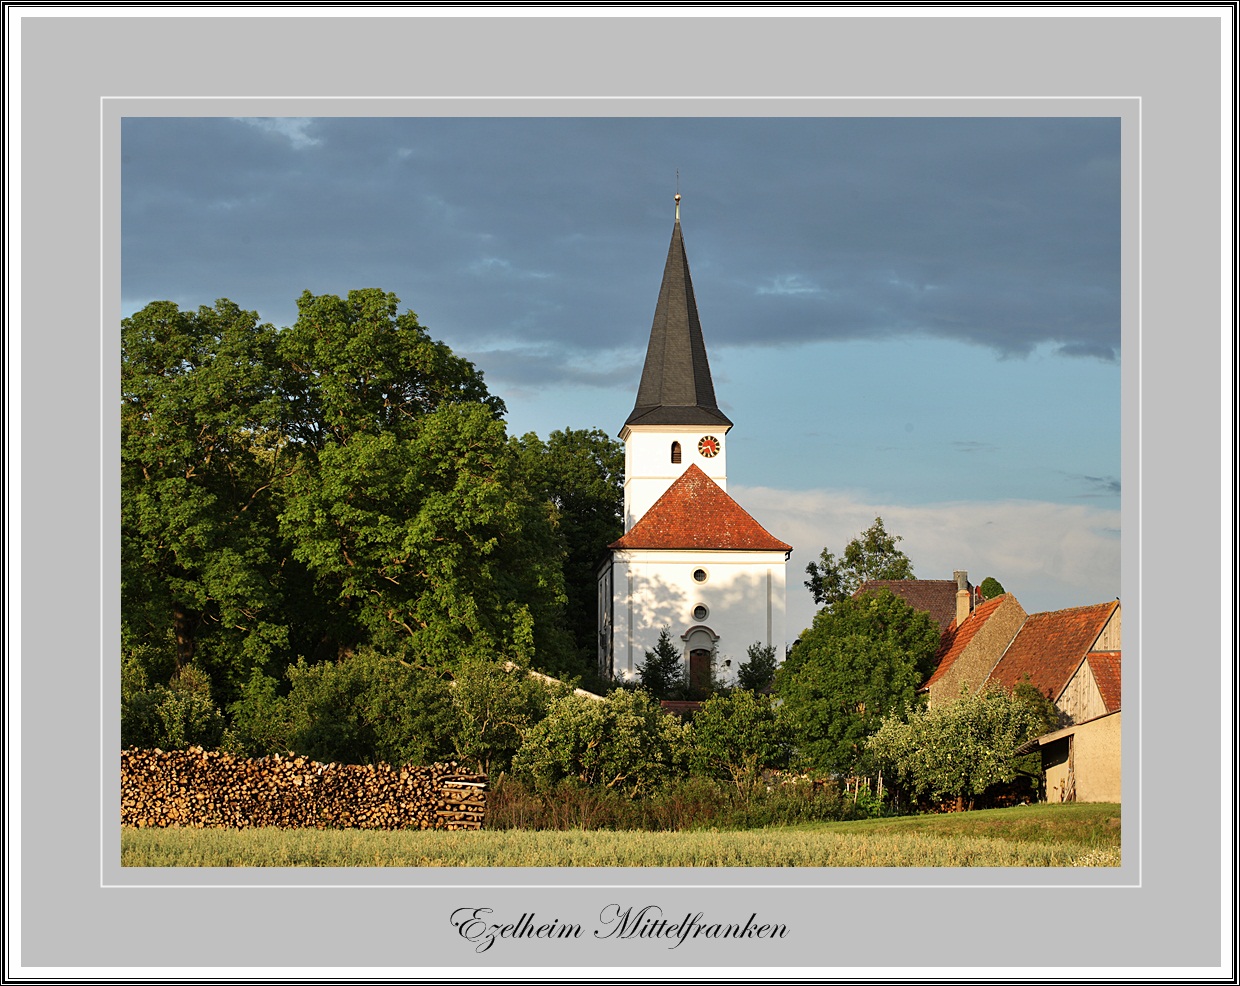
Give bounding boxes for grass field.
[121,803,1120,867]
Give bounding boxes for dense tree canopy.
[121,299,296,696]
[514,428,623,675]
[122,289,594,731]
[776,590,941,774]
[804,516,915,608]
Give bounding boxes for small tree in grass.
[637,626,685,700]
[868,686,1044,811]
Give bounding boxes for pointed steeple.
[625,198,733,429]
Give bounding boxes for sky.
[121,115,1122,642]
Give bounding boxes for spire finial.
[675,170,681,222]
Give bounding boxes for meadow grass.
[122,803,1119,867]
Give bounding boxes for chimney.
[954,570,971,626]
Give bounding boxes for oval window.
[693,568,708,583]
[692,604,709,622]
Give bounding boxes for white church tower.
[598,196,791,693]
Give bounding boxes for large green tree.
[515,428,623,676]
[121,299,295,699]
[776,590,941,775]
[805,516,915,608]
[275,289,572,672]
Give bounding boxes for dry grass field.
[121,802,1120,867]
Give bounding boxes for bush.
[512,689,690,798]
[485,774,856,831]
[276,648,457,766]
[121,661,224,751]
[690,691,792,796]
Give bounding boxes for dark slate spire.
[624,197,733,429]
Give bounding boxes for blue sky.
[121,115,1121,640]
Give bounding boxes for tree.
[805,516,915,608]
[512,689,690,797]
[736,642,779,693]
[275,289,573,672]
[868,686,1044,811]
[448,657,566,777]
[690,691,792,796]
[776,590,941,775]
[637,627,686,700]
[979,576,1006,601]
[122,299,295,701]
[514,428,624,679]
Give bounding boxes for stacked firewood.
[121,747,487,830]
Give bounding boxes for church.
[597,197,792,692]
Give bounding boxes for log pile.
[121,747,487,830]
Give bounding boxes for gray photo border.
[13,10,1232,976]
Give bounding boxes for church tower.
[620,194,733,530]
[598,197,791,692]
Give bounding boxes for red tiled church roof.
[1087,651,1122,713]
[856,579,962,634]
[923,593,1009,689]
[610,464,792,552]
[985,601,1119,701]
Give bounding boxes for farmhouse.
[597,197,791,690]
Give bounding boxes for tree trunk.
[172,604,194,674]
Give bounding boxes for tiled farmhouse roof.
[922,594,1009,689]
[610,464,792,552]
[625,210,733,429]
[855,579,962,633]
[985,600,1120,702]
[1087,651,1122,713]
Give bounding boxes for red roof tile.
[923,594,1009,689]
[985,601,1120,701]
[610,464,792,552]
[1087,651,1121,713]
[856,579,962,633]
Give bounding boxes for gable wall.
[605,548,786,686]
[1057,660,1108,725]
[1093,605,1122,651]
[928,595,1027,707]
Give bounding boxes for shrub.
[690,691,792,797]
[512,688,690,798]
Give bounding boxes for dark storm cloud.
[122,116,1120,387]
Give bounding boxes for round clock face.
[697,435,720,458]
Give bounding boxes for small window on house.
[693,568,708,583]
[692,604,709,622]
[671,441,682,464]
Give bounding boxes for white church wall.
[608,548,786,687]
[621,425,729,531]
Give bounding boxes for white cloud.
[732,484,1122,641]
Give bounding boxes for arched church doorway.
[683,626,717,699]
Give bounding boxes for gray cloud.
[122,116,1120,388]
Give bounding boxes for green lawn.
[122,802,1120,867]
